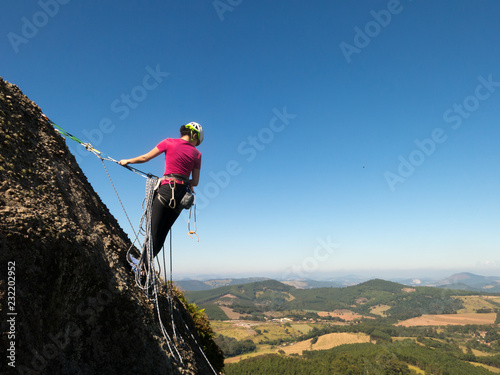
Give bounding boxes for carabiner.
[168,179,176,209]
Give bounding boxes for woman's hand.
[118,159,130,166]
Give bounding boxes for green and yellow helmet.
[185,122,204,145]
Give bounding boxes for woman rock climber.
[119,122,203,266]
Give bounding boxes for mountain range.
[176,272,500,293]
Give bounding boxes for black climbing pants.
[145,183,186,263]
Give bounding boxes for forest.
[224,340,498,375]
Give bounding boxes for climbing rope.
[43,114,155,179]
[100,158,140,242]
[130,176,217,373]
[129,176,157,295]
[165,231,218,375]
[168,231,180,342]
[127,176,183,363]
[43,114,214,372]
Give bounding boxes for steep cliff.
[0,77,222,374]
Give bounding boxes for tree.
[370,329,392,343]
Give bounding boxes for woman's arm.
[190,169,200,187]
[119,147,162,166]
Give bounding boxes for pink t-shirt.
[156,138,201,180]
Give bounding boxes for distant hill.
[177,276,372,292]
[186,279,293,305]
[436,272,500,293]
[177,272,500,293]
[389,277,437,286]
[175,277,270,291]
[185,278,488,322]
[281,279,343,289]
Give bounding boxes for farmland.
[398,312,497,327]
[184,278,500,373]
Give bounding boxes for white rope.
[124,176,182,363]
[99,164,180,360]
[133,176,157,294]
[100,159,139,241]
[166,223,217,374]
[167,231,181,343]
[121,175,216,372]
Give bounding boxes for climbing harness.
[156,174,196,211]
[43,114,215,373]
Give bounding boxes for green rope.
[51,121,84,145]
[43,114,157,179]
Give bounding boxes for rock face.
[0,78,221,375]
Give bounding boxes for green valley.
[183,278,500,374]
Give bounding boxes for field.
[216,307,498,365]
[223,328,371,363]
[212,320,319,343]
[281,332,371,355]
[317,309,365,321]
[398,312,497,327]
[370,304,392,317]
[211,320,260,341]
[456,295,500,313]
[219,306,241,320]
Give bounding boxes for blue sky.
[2,1,500,280]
